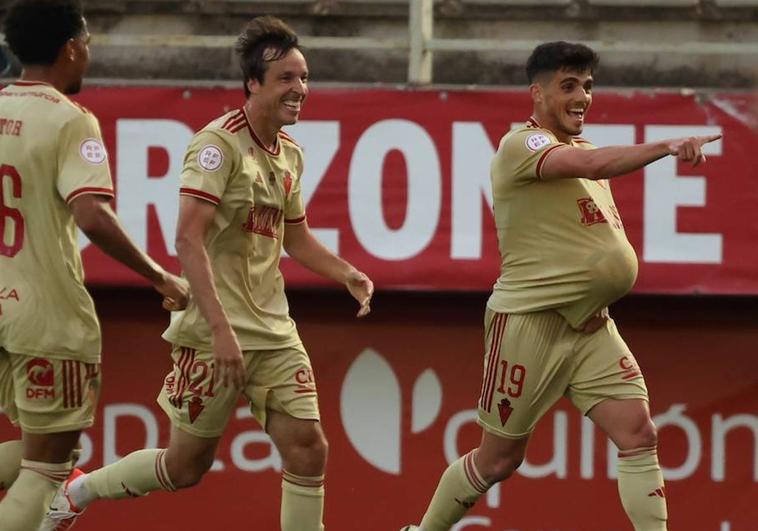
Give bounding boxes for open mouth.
[283,100,301,113]
[568,108,585,120]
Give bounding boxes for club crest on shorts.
[188,395,205,424]
[497,398,514,426]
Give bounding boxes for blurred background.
[0,1,756,529]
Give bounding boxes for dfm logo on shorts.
[26,358,55,400]
[340,349,441,474]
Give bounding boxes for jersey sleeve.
[56,113,114,203]
[492,128,567,186]
[284,150,306,224]
[179,130,237,205]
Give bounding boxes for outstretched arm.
[284,220,373,317]
[540,134,721,181]
[70,194,188,310]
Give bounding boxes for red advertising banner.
[1,292,754,530]
[71,86,757,294]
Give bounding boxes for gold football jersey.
[487,118,638,328]
[0,82,114,362]
[163,108,306,351]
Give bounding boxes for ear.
[529,83,543,105]
[247,78,260,96]
[57,39,77,64]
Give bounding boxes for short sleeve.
[492,129,567,186]
[56,113,114,203]
[284,150,305,224]
[179,130,237,205]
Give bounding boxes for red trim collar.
[242,107,281,157]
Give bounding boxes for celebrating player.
[402,41,719,531]
[0,1,188,529]
[40,15,373,531]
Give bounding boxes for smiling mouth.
[568,109,585,120]
[283,101,301,112]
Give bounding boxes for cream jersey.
[487,118,638,328]
[0,82,114,362]
[163,107,306,351]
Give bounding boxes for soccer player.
[0,1,189,529]
[402,42,720,531]
[40,15,374,531]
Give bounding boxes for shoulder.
[279,130,304,166]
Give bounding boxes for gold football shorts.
[477,308,648,439]
[157,344,321,438]
[0,348,101,434]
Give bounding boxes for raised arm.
[174,195,245,387]
[284,220,373,317]
[70,193,188,310]
[540,134,721,181]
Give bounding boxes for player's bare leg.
[0,430,78,530]
[411,431,528,531]
[267,410,327,531]
[588,398,667,531]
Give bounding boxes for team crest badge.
[188,396,205,424]
[284,171,293,196]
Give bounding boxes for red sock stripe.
[282,472,324,488]
[154,450,174,492]
[463,453,489,494]
[20,465,71,484]
[618,446,657,459]
[480,313,507,412]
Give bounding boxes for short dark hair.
[526,41,599,84]
[3,0,85,66]
[235,16,301,98]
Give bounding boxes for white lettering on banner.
[451,123,495,259]
[712,413,758,481]
[348,119,441,260]
[285,121,340,253]
[117,119,193,255]
[643,126,723,264]
[103,404,159,465]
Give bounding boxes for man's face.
[64,18,91,95]
[535,67,593,137]
[250,47,309,127]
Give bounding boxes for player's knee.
[166,453,214,489]
[482,453,523,484]
[635,419,658,448]
[281,430,329,475]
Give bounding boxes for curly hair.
[3,0,85,66]
[526,41,599,84]
[235,16,300,97]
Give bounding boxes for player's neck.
[531,111,572,144]
[19,67,67,94]
[244,102,280,151]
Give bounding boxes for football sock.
[0,459,70,530]
[281,470,325,531]
[74,448,175,508]
[0,440,23,489]
[617,446,668,531]
[419,451,492,531]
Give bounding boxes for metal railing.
[2,0,757,84]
